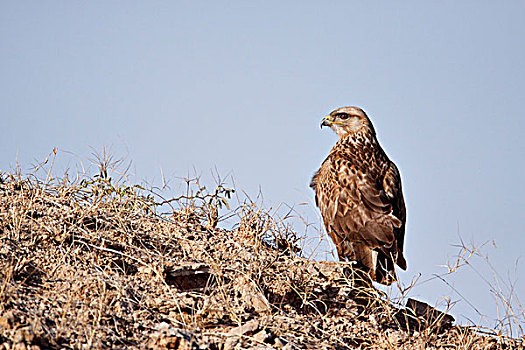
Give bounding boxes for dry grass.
[0,151,523,349]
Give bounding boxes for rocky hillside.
[0,170,521,349]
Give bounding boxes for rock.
[148,323,203,349]
[228,319,260,336]
[164,263,215,292]
[235,276,270,313]
[224,323,271,350]
[406,298,455,331]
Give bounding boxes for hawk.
[310,106,407,285]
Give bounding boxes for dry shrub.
[0,150,522,349]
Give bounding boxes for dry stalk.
[0,151,522,349]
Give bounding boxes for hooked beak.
[320,115,332,128]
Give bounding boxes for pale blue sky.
[1,2,524,332]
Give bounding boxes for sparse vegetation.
[0,151,523,349]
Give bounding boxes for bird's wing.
[315,155,401,249]
[383,162,405,220]
[382,161,407,269]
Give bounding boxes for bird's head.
[321,106,374,138]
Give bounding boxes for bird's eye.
[339,113,349,120]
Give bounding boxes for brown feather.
[312,107,407,285]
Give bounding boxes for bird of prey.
[310,106,406,285]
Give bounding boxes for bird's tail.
[373,249,401,285]
[335,238,402,285]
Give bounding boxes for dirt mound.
[0,171,521,349]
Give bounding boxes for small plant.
[156,175,235,229]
